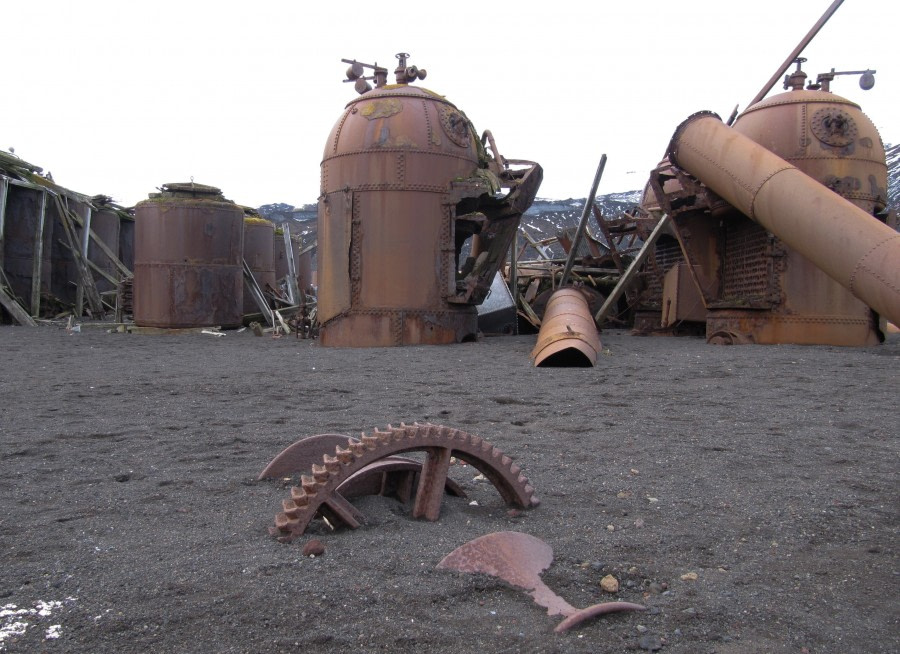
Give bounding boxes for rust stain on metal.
[437,531,646,633]
[531,287,602,367]
[360,98,403,119]
[268,422,538,541]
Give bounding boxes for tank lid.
[147,182,229,201]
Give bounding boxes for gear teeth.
[312,464,329,483]
[373,428,392,445]
[274,512,298,530]
[335,446,354,464]
[323,454,341,473]
[301,475,319,495]
[290,486,310,506]
[271,423,537,541]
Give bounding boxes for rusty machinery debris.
[266,423,539,542]
[529,158,607,367]
[438,531,646,633]
[317,53,542,346]
[651,67,897,345]
[616,0,897,346]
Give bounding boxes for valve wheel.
[270,422,538,542]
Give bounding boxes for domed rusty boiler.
[655,59,898,345]
[317,53,542,347]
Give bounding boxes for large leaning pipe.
[531,288,602,367]
[667,112,900,328]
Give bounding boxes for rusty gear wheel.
[271,422,538,541]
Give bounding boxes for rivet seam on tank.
[425,100,441,147]
[360,98,403,120]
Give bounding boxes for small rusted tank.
[133,183,243,328]
[243,216,275,314]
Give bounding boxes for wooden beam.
[30,191,47,317]
[0,279,37,326]
[54,196,103,316]
[0,176,8,272]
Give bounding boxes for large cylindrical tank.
[88,205,121,295]
[706,88,889,345]
[133,183,243,328]
[3,186,52,312]
[317,79,483,346]
[242,217,275,314]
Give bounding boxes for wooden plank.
[0,280,37,326]
[0,176,8,272]
[30,191,47,316]
[54,196,104,316]
[68,209,131,277]
[75,204,92,316]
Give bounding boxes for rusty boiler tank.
[133,182,244,328]
[242,215,275,315]
[710,62,889,345]
[317,53,542,347]
[652,60,891,346]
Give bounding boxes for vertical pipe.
[76,204,93,316]
[745,0,844,109]
[282,223,299,304]
[30,191,47,317]
[0,176,8,272]
[559,155,607,287]
[509,231,518,330]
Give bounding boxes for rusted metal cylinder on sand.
[667,112,900,329]
[531,287,602,367]
[134,183,244,328]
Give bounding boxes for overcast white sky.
[2,0,895,208]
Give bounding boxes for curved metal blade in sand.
[437,531,646,633]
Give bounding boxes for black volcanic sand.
[0,325,896,653]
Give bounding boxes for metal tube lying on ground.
[531,287,602,367]
[667,112,900,328]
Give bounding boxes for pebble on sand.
[303,539,326,557]
[600,574,619,593]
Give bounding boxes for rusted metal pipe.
[667,112,900,328]
[745,0,844,110]
[559,155,606,287]
[531,287,602,367]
